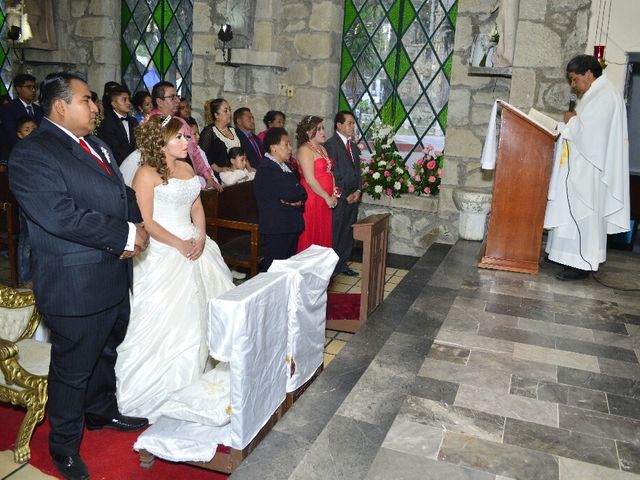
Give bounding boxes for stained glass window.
[0,1,11,96]
[339,0,457,155]
[121,0,193,97]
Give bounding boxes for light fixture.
[592,0,611,69]
[217,23,233,64]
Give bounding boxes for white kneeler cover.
[269,245,338,392]
[208,271,290,449]
[134,272,290,460]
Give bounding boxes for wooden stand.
[327,213,390,333]
[479,101,559,274]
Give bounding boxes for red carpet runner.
[326,293,360,321]
[0,404,227,479]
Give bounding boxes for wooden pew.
[200,181,261,277]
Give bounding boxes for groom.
[9,72,149,480]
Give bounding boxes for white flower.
[395,167,403,174]
[394,181,401,190]
[374,185,383,193]
[378,161,386,167]
[372,172,381,180]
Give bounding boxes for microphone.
[568,94,577,112]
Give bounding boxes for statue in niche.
[491,0,519,67]
[224,0,255,49]
[6,0,56,50]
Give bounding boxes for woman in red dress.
[296,116,339,252]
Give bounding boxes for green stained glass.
[339,0,457,154]
[0,1,10,97]
[343,0,358,34]
[121,0,192,97]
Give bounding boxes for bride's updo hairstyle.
[135,115,183,184]
[295,115,323,147]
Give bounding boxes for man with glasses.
[148,81,221,190]
[1,73,44,149]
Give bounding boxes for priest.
[544,54,630,280]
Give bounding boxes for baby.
[16,117,38,139]
[219,147,256,186]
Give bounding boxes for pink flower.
[384,170,390,177]
[363,182,369,187]
[424,187,431,194]
[428,175,436,183]
[423,145,434,153]
[390,160,395,167]
[438,184,441,190]
[408,185,415,193]
[437,168,443,176]
[426,160,436,170]
[414,174,421,181]
[399,178,403,183]
[358,142,366,150]
[435,150,443,157]
[416,159,424,165]
[386,188,392,196]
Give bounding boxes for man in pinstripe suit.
[9,72,148,480]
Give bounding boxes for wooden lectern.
[479,101,559,274]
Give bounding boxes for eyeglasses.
[18,84,36,90]
[161,94,179,101]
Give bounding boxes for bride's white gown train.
[115,176,234,422]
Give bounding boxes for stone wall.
[9,0,120,93]
[191,0,343,136]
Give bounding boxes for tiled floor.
[324,262,408,366]
[234,241,640,480]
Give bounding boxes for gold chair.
[0,285,49,463]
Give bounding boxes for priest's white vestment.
[544,74,630,271]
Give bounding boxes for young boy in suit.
[254,127,307,271]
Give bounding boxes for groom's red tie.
[79,138,112,176]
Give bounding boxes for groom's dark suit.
[9,118,142,456]
[325,132,362,274]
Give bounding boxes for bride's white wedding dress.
[115,176,234,422]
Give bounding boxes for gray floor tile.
[558,404,640,444]
[503,418,619,469]
[557,366,640,398]
[558,456,640,480]
[617,440,640,474]
[367,448,495,480]
[598,357,640,381]
[426,342,470,365]
[438,431,559,480]
[380,418,442,459]
[607,393,640,421]
[410,376,459,404]
[398,395,505,443]
[509,375,608,413]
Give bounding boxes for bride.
[115,116,234,422]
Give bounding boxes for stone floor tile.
[513,343,600,373]
[485,302,555,323]
[426,343,471,365]
[454,384,558,427]
[555,337,638,364]
[367,448,495,480]
[617,440,640,474]
[380,418,443,459]
[436,328,515,355]
[410,376,459,404]
[607,393,640,421]
[478,324,556,349]
[598,357,640,381]
[398,395,505,443]
[325,339,347,355]
[288,415,386,480]
[418,357,511,393]
[553,312,630,334]
[516,317,594,342]
[503,418,619,469]
[558,404,640,444]
[438,431,559,480]
[558,456,640,480]
[557,367,640,398]
[467,350,557,383]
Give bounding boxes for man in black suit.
[254,127,307,271]
[325,111,362,277]
[234,107,265,169]
[9,72,149,480]
[0,73,44,150]
[96,85,138,165]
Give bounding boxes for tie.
[120,116,128,122]
[247,133,262,160]
[26,105,34,118]
[79,138,112,176]
[346,140,354,163]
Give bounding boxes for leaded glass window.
[339,0,457,155]
[121,0,193,97]
[0,1,11,96]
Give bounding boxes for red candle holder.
[593,45,607,68]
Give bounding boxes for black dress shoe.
[341,268,359,277]
[556,266,590,281]
[85,413,148,431]
[51,453,90,480]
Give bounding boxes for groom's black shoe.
[341,268,359,277]
[51,452,89,480]
[85,413,148,432]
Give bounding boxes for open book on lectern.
[499,100,560,135]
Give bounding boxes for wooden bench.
[200,181,261,277]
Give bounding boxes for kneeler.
[135,272,290,470]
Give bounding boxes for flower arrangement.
[411,145,444,196]
[361,123,411,200]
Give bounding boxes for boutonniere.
[99,146,112,163]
